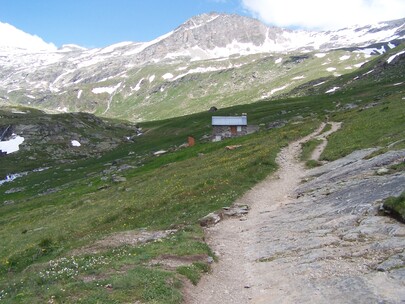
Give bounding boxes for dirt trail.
[185,122,342,303]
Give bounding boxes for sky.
[0,0,404,48]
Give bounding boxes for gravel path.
[185,122,405,304]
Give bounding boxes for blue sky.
[1,0,404,48]
[0,0,248,48]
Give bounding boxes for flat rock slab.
[251,149,405,303]
[70,229,177,255]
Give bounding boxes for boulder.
[267,120,287,129]
[112,175,127,183]
[199,212,223,227]
[223,204,249,217]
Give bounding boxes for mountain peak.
[58,44,87,52]
[165,12,272,56]
[176,12,222,31]
[0,21,57,52]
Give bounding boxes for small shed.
[212,114,248,141]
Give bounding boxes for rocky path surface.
[186,122,405,304]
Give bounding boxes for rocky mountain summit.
[0,13,404,121]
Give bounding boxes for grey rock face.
[256,149,405,303]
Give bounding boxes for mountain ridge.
[2,13,404,54]
[0,13,404,121]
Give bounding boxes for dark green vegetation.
[0,109,135,179]
[383,192,405,223]
[1,44,404,303]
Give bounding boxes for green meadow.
[0,45,404,303]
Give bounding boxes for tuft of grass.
[388,161,405,173]
[320,123,332,134]
[305,159,323,168]
[176,262,210,285]
[300,138,323,162]
[382,192,405,223]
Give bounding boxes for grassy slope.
[0,45,404,303]
[106,49,372,121]
[7,49,373,122]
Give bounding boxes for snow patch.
[354,61,368,68]
[77,90,83,99]
[124,31,174,56]
[149,75,155,83]
[270,85,288,95]
[77,55,107,68]
[0,172,28,186]
[59,44,87,52]
[388,42,396,49]
[183,15,220,31]
[387,50,405,64]
[0,135,24,154]
[71,140,81,147]
[292,75,305,80]
[275,57,282,64]
[339,55,350,60]
[315,53,326,58]
[326,87,340,93]
[362,69,374,76]
[162,73,173,80]
[132,78,144,91]
[56,107,68,112]
[98,41,133,54]
[326,67,337,72]
[355,48,377,56]
[153,150,167,156]
[92,82,121,95]
[262,85,289,98]
[313,81,326,87]
[377,45,386,54]
[355,46,386,56]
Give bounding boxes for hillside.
[0,108,136,179]
[0,45,404,303]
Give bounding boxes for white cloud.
[0,21,56,51]
[241,0,405,30]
